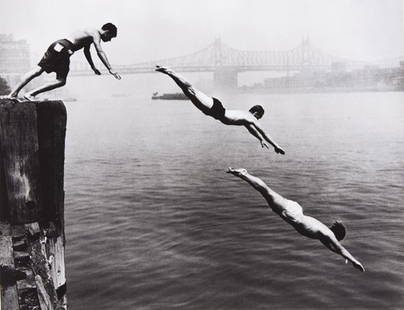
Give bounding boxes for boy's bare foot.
[155,65,173,75]
[23,93,36,102]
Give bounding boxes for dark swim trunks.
[38,39,74,79]
[209,97,226,121]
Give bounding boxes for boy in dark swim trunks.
[8,23,121,100]
[156,65,285,154]
[37,39,75,80]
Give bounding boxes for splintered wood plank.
[25,222,40,238]
[0,223,19,310]
[0,139,7,221]
[29,237,57,307]
[35,275,54,310]
[0,102,40,224]
[49,236,66,290]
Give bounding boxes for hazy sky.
[1,0,403,64]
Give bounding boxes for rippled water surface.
[63,77,404,309]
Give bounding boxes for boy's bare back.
[66,29,100,51]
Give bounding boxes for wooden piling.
[0,98,67,310]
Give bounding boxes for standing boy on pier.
[8,23,121,101]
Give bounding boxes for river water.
[63,75,404,309]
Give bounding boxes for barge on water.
[151,92,189,100]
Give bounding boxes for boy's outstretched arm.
[83,45,101,75]
[92,32,121,80]
[338,244,365,272]
[321,236,365,272]
[249,122,285,154]
[245,124,269,149]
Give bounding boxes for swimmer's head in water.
[101,23,118,42]
[249,105,265,119]
[330,221,346,241]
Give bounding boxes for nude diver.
[155,66,285,155]
[227,167,365,272]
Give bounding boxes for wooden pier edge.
[0,98,67,310]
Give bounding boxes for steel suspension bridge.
[69,38,361,87]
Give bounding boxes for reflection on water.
[63,79,404,310]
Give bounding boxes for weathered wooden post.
[0,98,67,310]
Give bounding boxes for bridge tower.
[301,38,313,66]
[213,38,238,89]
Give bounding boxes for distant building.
[395,61,404,90]
[331,62,347,73]
[0,34,31,74]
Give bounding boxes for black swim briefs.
[209,97,226,120]
[38,39,75,79]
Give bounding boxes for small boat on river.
[151,92,189,100]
